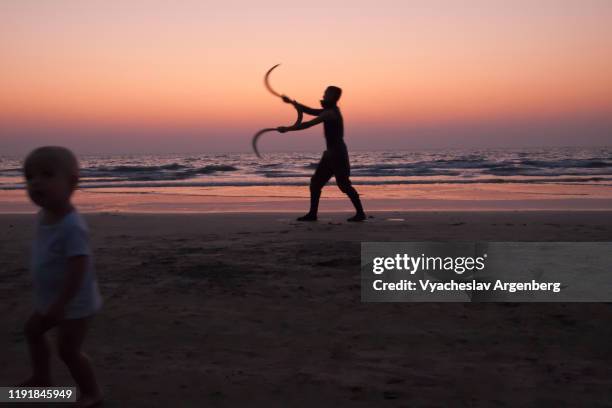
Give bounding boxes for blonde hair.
[23,146,80,185]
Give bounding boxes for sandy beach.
[1,211,611,407]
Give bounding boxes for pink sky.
[1,0,611,154]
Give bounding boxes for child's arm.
[44,256,88,323]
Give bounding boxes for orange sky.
[1,0,611,153]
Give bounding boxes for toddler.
[20,146,103,407]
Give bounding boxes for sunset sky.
[1,0,611,154]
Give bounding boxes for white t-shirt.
[31,209,102,319]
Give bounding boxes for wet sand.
[2,183,612,214]
[1,211,611,407]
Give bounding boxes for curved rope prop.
[252,64,303,158]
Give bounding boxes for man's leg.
[332,151,366,221]
[298,152,333,221]
[335,175,365,221]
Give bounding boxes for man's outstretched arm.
[294,101,324,116]
[278,111,334,132]
[282,95,323,116]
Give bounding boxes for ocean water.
[1,147,611,191]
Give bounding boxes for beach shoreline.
[1,184,611,214]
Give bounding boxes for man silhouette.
[278,86,366,222]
